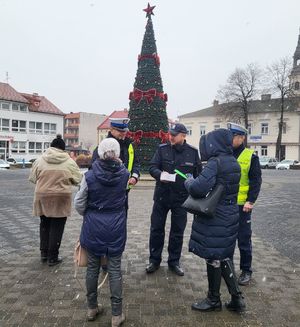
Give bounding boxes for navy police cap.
[169,123,188,136]
[109,118,130,132]
[227,122,248,136]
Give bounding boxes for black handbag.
[182,157,224,217]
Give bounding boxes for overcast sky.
[1,0,299,119]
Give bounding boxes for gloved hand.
[184,176,194,190]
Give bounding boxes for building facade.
[64,112,106,153]
[179,97,300,160]
[0,83,64,161]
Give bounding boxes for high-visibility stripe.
[127,143,134,174]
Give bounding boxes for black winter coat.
[185,129,241,260]
[149,141,202,205]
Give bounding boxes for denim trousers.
[86,251,122,316]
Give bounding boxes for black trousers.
[149,201,187,266]
[40,216,67,260]
[237,206,252,273]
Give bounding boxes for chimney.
[32,92,39,96]
[261,94,271,101]
[213,100,219,106]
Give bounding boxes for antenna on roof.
[5,72,10,83]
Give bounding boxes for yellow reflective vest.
[127,143,134,174]
[237,148,254,205]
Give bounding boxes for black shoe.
[192,297,222,312]
[238,271,252,286]
[225,295,246,312]
[168,264,184,276]
[146,262,159,273]
[48,257,63,267]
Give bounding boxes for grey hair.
[97,138,120,160]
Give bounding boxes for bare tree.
[217,63,262,143]
[266,57,293,160]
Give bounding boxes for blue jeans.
[86,251,123,315]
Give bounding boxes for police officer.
[92,117,140,193]
[228,123,262,286]
[146,123,202,276]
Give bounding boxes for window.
[248,123,252,135]
[261,146,268,156]
[44,123,50,134]
[20,104,28,112]
[281,122,287,134]
[214,125,220,130]
[11,103,27,112]
[200,125,206,136]
[44,142,50,150]
[186,126,192,136]
[295,81,300,90]
[29,121,43,134]
[1,102,10,110]
[261,123,268,135]
[0,118,9,131]
[29,142,43,153]
[50,123,57,134]
[11,141,26,153]
[12,120,26,132]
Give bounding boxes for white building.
[0,82,64,160]
[179,96,300,160]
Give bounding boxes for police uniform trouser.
[149,201,187,266]
[237,206,252,273]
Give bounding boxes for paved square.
[0,169,299,326]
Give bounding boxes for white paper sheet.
[160,171,176,182]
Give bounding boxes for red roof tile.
[21,93,64,116]
[98,109,128,130]
[0,82,28,103]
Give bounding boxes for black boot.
[221,259,246,312]
[192,263,222,312]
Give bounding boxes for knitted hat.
[98,138,120,160]
[51,134,66,151]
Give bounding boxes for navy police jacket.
[149,141,202,205]
[185,129,241,260]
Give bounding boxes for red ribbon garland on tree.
[138,53,160,66]
[129,88,168,104]
[127,130,169,145]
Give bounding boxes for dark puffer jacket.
[80,159,130,257]
[185,129,241,260]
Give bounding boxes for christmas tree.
[128,3,169,172]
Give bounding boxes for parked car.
[276,159,299,170]
[259,157,278,169]
[0,159,10,169]
[6,158,32,168]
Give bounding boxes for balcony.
[64,133,79,139]
[65,122,79,128]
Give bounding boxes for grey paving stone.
[0,169,299,326]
